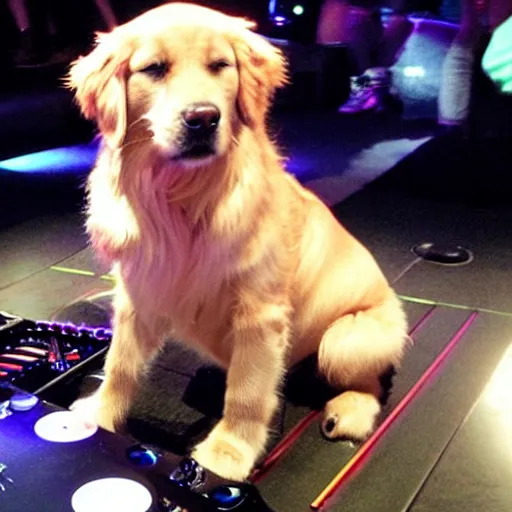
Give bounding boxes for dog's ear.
[232,27,288,128]
[67,32,131,149]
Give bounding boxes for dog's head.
[67,3,287,168]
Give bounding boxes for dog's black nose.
[181,103,221,133]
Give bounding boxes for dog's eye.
[209,60,231,73]
[139,62,169,80]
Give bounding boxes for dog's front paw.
[192,423,260,481]
[70,393,117,433]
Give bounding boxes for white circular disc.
[71,477,153,512]
[34,411,98,443]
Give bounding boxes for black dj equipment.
[0,311,110,394]
[0,381,274,511]
[0,311,274,511]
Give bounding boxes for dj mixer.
[0,311,111,394]
[0,312,274,511]
[0,382,274,511]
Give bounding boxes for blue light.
[209,486,245,508]
[0,142,99,174]
[285,155,316,181]
[126,445,160,467]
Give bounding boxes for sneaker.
[338,67,400,114]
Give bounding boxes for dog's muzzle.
[176,102,221,159]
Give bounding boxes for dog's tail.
[317,293,409,389]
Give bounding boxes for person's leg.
[379,15,414,66]
[379,0,414,68]
[317,0,414,113]
[317,0,392,113]
[438,0,483,129]
[317,0,383,74]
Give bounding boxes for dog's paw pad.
[321,414,339,439]
[321,391,381,441]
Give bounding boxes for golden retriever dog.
[67,2,408,481]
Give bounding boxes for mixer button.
[169,458,205,490]
[9,391,39,412]
[208,486,246,509]
[126,445,160,467]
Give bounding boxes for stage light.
[0,143,98,174]
[403,65,426,78]
[272,16,289,27]
[293,4,304,15]
[485,344,512,427]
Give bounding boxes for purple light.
[272,15,289,26]
[409,16,457,30]
[285,155,316,181]
[35,320,112,339]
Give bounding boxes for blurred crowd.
[317,0,512,132]
[1,0,510,133]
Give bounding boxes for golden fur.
[68,2,408,481]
